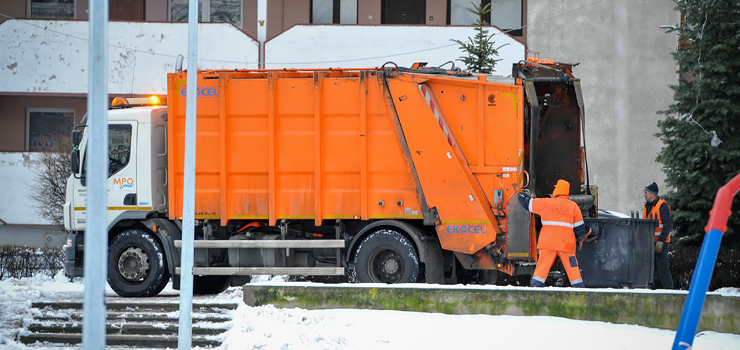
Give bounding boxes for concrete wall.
[264,24,525,72]
[358,0,382,24]
[0,20,260,95]
[527,0,679,214]
[244,284,740,334]
[0,225,67,248]
[0,1,26,25]
[267,0,310,40]
[0,96,86,151]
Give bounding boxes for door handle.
[124,193,137,206]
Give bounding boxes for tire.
[192,275,232,295]
[108,229,169,297]
[352,229,419,283]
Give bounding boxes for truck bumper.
[63,232,84,277]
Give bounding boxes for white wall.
[0,152,68,248]
[265,25,525,74]
[0,20,260,95]
[0,152,47,225]
[527,0,678,214]
[0,21,523,96]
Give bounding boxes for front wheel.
[108,229,169,297]
[352,229,419,283]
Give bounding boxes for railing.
[673,173,740,350]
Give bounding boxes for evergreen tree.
[657,0,740,248]
[451,2,507,73]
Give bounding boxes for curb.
[243,284,740,334]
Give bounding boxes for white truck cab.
[63,98,170,287]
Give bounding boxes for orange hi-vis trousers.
[531,249,584,287]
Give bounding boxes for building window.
[382,0,425,24]
[448,0,522,36]
[28,0,75,19]
[170,0,242,28]
[26,109,75,151]
[449,0,478,25]
[311,0,357,24]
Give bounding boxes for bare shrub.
[0,245,65,279]
[670,245,740,290]
[28,124,73,228]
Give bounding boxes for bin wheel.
[352,229,419,283]
[192,275,232,295]
[477,270,499,285]
[108,229,170,297]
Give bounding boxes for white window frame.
[25,108,75,151]
[27,0,76,19]
[311,0,358,24]
[168,0,243,28]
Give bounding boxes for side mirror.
[72,130,83,146]
[71,149,80,173]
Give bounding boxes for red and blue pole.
[672,173,740,350]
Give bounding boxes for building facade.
[0,0,679,247]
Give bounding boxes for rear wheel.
[352,229,419,283]
[108,229,169,297]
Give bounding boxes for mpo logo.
[181,87,219,98]
[113,176,136,191]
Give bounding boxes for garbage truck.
[63,60,615,297]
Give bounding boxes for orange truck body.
[64,62,596,297]
[167,69,529,264]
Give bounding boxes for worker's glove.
[576,240,583,252]
[518,192,528,202]
[584,228,597,243]
[655,241,664,254]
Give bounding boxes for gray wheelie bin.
[577,211,657,288]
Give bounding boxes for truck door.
[107,122,138,223]
[72,122,138,229]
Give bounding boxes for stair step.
[28,322,230,335]
[31,301,239,313]
[20,333,221,348]
[35,311,231,323]
[23,299,237,348]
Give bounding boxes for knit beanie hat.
[553,179,570,197]
[645,182,659,194]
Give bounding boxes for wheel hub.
[382,256,400,274]
[369,248,404,283]
[117,246,150,282]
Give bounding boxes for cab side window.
[109,124,132,176]
[81,124,133,178]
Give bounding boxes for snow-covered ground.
[1,273,739,350]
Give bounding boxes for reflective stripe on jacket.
[643,198,671,243]
[530,196,585,252]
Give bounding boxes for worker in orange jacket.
[518,179,588,288]
[643,182,674,289]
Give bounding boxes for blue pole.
[671,228,724,350]
[672,173,740,349]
